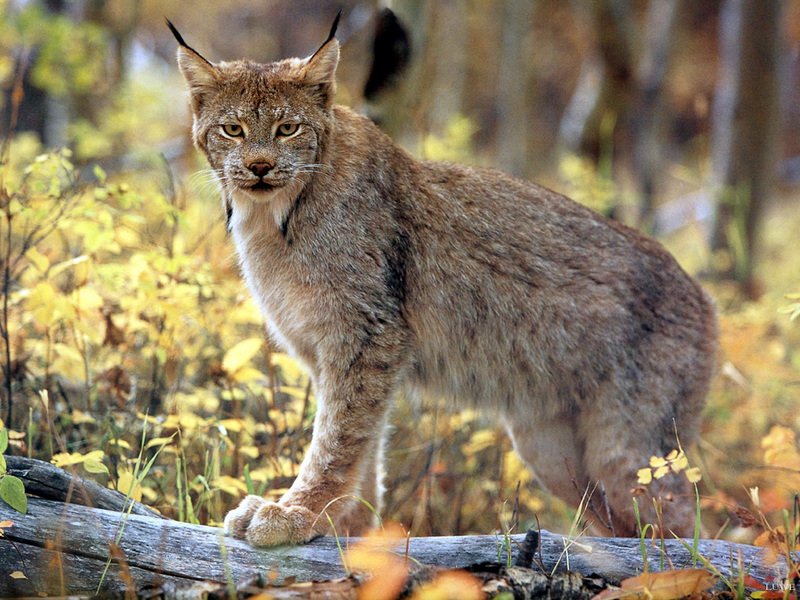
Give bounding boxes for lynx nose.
[248,162,274,178]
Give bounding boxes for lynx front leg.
[224,348,401,547]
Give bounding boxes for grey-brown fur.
[172,20,717,546]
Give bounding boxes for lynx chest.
[229,207,327,369]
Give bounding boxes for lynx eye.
[221,123,244,138]
[276,122,300,137]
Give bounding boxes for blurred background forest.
[1,0,800,544]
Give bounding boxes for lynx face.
[173,23,338,227]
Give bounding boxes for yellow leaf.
[462,429,496,455]
[10,571,26,580]
[653,465,670,479]
[753,530,772,548]
[637,468,653,485]
[670,453,688,472]
[215,475,248,496]
[761,425,800,470]
[222,338,263,374]
[52,449,106,468]
[51,343,85,380]
[145,436,176,449]
[136,412,160,425]
[219,418,246,433]
[409,569,484,600]
[649,456,668,468]
[503,450,534,486]
[271,353,307,383]
[27,281,58,326]
[346,524,409,600]
[233,367,266,383]
[357,561,408,600]
[83,456,109,475]
[278,385,311,400]
[70,409,97,425]
[71,286,104,310]
[617,569,716,600]
[685,468,702,483]
[115,469,142,502]
[25,247,50,272]
[239,446,260,459]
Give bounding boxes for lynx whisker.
[188,169,226,194]
[187,168,220,185]
[295,162,332,174]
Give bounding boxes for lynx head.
[169,15,340,226]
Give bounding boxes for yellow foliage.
[69,409,97,425]
[461,429,497,456]
[145,436,177,450]
[221,337,264,374]
[408,570,484,600]
[503,450,532,486]
[637,449,700,487]
[637,468,653,485]
[272,353,308,383]
[594,569,716,600]
[421,114,476,164]
[215,475,249,496]
[685,468,702,484]
[52,450,108,475]
[761,425,800,470]
[346,527,409,600]
[114,468,142,502]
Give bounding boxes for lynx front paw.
[223,495,318,547]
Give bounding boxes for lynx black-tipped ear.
[167,19,220,113]
[166,19,188,49]
[323,10,343,49]
[166,19,213,66]
[301,11,341,103]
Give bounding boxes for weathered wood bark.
[3,456,164,519]
[0,493,791,598]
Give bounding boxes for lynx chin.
[170,14,717,546]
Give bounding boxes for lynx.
[170,15,717,546]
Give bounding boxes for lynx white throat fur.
[170,15,717,546]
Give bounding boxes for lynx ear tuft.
[167,19,220,112]
[301,11,342,103]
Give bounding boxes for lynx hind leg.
[507,413,698,538]
[505,417,592,517]
[579,402,701,538]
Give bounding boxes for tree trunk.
[494,0,535,178]
[710,0,782,294]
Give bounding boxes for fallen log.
[3,456,164,519]
[0,457,793,598]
